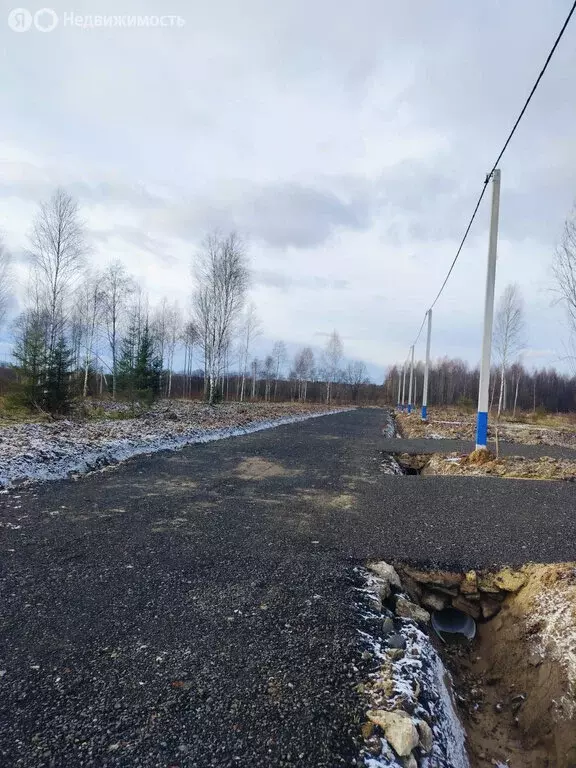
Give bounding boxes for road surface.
[1,408,575,767]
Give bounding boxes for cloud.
[1,0,576,375]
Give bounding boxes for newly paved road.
[1,408,575,768]
[381,436,576,459]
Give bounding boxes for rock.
[417,719,434,753]
[367,710,419,757]
[395,597,430,624]
[377,578,392,601]
[388,633,407,650]
[361,721,374,739]
[452,594,481,620]
[461,570,478,594]
[382,617,395,636]
[368,561,401,589]
[480,596,502,619]
[403,567,463,589]
[494,568,527,592]
[420,590,447,611]
[402,755,417,768]
[401,575,423,602]
[478,568,526,593]
[387,648,405,661]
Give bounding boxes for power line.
[410,0,576,348]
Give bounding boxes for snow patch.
[357,571,469,768]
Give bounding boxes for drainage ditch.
[358,561,576,768]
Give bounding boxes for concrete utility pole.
[407,345,415,414]
[400,363,407,411]
[421,309,432,420]
[396,366,402,408]
[476,169,501,449]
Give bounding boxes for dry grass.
[397,406,576,448]
[421,452,576,481]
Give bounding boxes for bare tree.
[164,303,181,398]
[344,360,369,402]
[102,261,134,399]
[493,284,524,416]
[250,357,260,399]
[272,340,287,401]
[192,233,249,405]
[238,303,260,402]
[262,355,275,401]
[153,297,170,392]
[0,237,12,329]
[181,321,199,398]
[76,272,105,397]
[294,347,314,401]
[27,189,87,355]
[322,330,343,404]
[553,206,576,372]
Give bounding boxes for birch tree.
[77,272,105,397]
[102,261,134,399]
[272,340,287,400]
[192,233,249,405]
[263,355,275,401]
[27,189,87,356]
[323,330,343,403]
[238,303,260,402]
[181,321,199,398]
[294,347,314,401]
[553,206,576,371]
[0,237,12,329]
[493,284,524,416]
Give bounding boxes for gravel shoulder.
[1,408,575,767]
[0,400,350,489]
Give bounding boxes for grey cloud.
[0,169,166,211]
[167,180,374,250]
[87,226,177,266]
[253,269,350,291]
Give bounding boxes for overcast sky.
[1,0,576,379]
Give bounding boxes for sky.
[1,0,576,381]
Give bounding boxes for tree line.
[1,188,375,413]
[386,278,576,414]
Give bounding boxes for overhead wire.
[409,0,576,349]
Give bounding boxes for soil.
[416,452,576,481]
[439,564,576,768]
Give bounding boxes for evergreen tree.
[12,309,49,407]
[134,321,161,393]
[44,336,74,413]
[117,319,139,396]
[117,319,162,402]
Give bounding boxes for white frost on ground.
[0,402,352,489]
[528,578,576,719]
[358,572,469,768]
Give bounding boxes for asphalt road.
[1,408,575,768]
[381,436,576,459]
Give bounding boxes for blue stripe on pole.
[421,405,427,420]
[476,411,488,448]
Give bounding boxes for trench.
[360,560,576,768]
